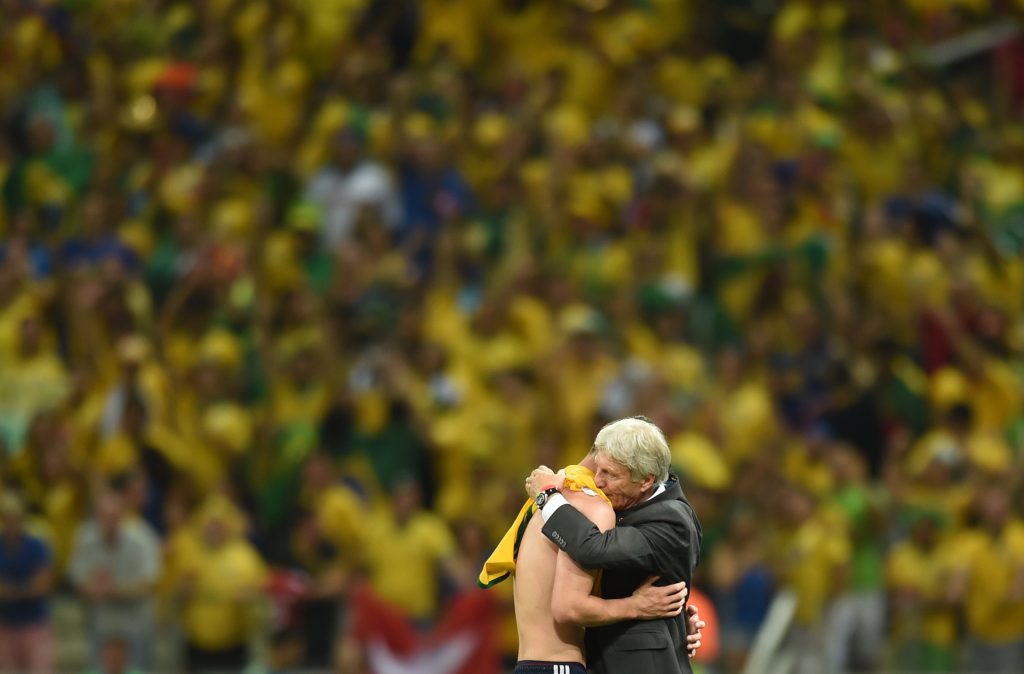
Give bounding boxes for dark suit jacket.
[542,476,702,674]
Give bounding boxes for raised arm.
[526,465,692,573]
[541,502,689,572]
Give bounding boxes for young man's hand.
[628,576,687,619]
[525,465,564,499]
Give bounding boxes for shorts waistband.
[513,661,586,674]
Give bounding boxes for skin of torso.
[513,488,605,663]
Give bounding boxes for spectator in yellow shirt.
[174,498,268,673]
[948,487,1024,672]
[772,486,851,674]
[362,479,470,622]
[886,509,958,672]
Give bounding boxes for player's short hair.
[593,416,671,483]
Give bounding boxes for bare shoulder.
[564,489,615,532]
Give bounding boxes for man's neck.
[645,482,667,502]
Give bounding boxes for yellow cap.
[198,328,244,372]
[276,327,323,362]
[117,334,151,364]
[201,404,253,454]
[668,105,701,134]
[210,198,253,240]
[474,112,509,148]
[545,106,590,149]
[559,304,603,336]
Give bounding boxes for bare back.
[513,489,614,662]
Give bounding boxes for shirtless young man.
[511,455,699,674]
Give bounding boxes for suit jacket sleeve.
[541,502,690,572]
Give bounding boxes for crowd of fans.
[1,0,1024,672]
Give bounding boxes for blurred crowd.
[2,0,1024,672]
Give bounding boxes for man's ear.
[640,474,657,493]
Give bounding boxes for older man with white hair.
[526,416,703,674]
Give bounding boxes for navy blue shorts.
[513,661,586,674]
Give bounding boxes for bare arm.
[549,495,619,626]
[552,557,687,627]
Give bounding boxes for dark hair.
[946,403,973,428]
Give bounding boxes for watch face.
[535,492,547,508]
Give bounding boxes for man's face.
[593,452,652,511]
[96,493,123,541]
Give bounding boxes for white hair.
[593,416,671,483]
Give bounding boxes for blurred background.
[1,0,1024,673]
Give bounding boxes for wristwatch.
[534,486,559,509]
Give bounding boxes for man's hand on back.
[526,465,565,499]
[628,576,687,619]
[687,604,706,657]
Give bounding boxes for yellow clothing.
[365,508,457,620]
[929,362,1020,432]
[161,526,203,608]
[40,479,84,575]
[625,325,704,393]
[956,522,1024,643]
[859,237,912,319]
[461,328,532,378]
[547,354,618,465]
[591,8,677,68]
[0,292,36,363]
[900,483,973,531]
[420,285,470,355]
[428,408,490,499]
[472,389,542,479]
[491,3,565,81]
[567,236,633,290]
[162,331,202,380]
[906,429,966,476]
[669,431,731,491]
[907,429,1013,475]
[905,249,949,311]
[774,516,851,625]
[478,465,610,588]
[715,380,778,467]
[774,0,846,43]
[270,380,330,429]
[415,0,488,66]
[886,539,958,645]
[663,215,701,290]
[784,444,835,499]
[4,459,84,574]
[94,432,140,477]
[843,133,915,202]
[179,539,268,650]
[714,200,767,320]
[972,361,1021,433]
[0,351,69,444]
[155,398,253,491]
[313,484,367,556]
